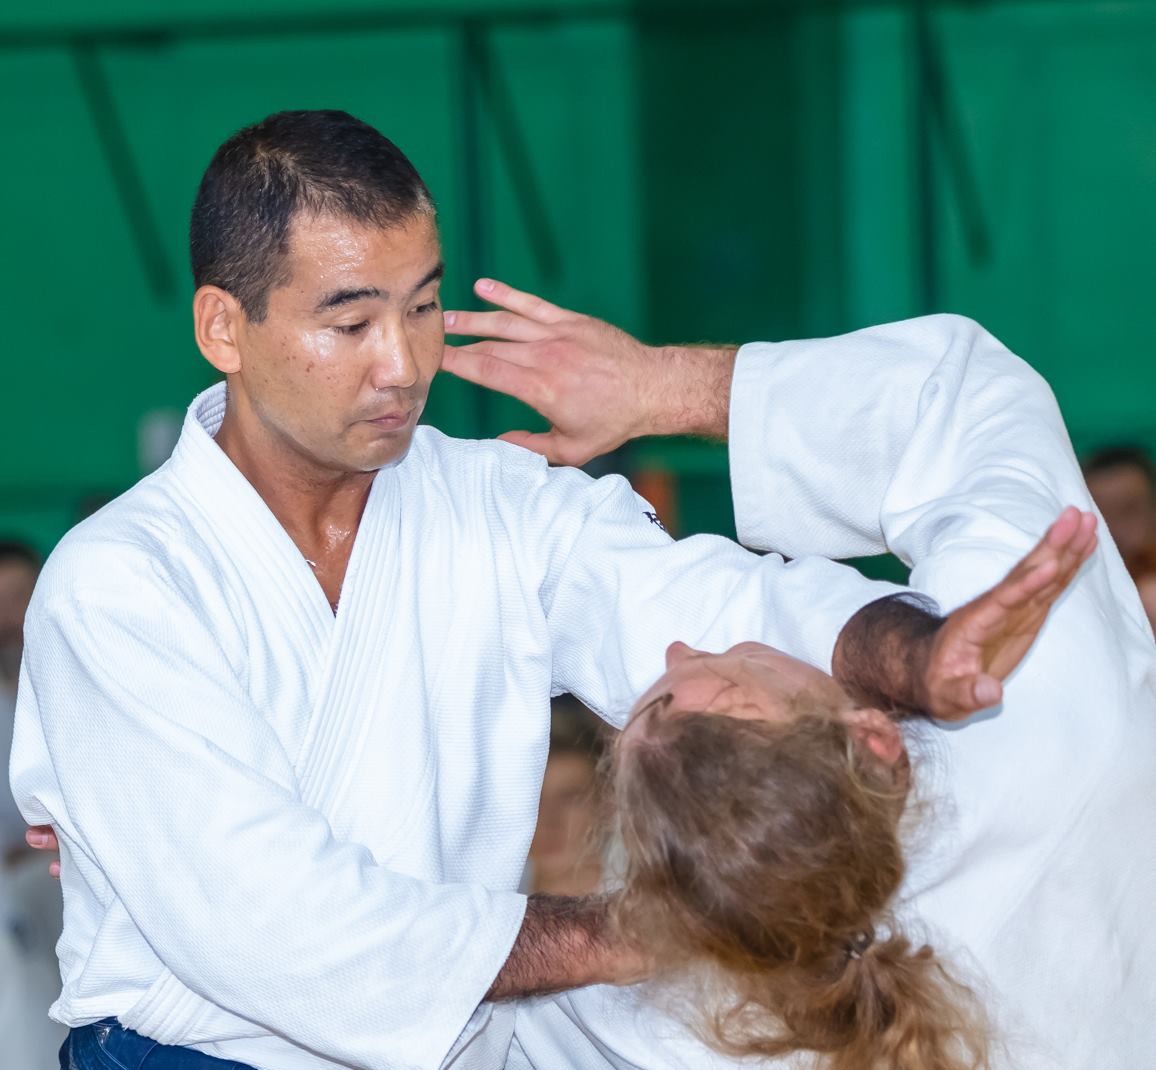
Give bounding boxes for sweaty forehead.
[282,212,440,292]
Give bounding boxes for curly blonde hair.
[612,702,988,1070]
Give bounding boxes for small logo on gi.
[643,511,667,532]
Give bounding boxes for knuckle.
[534,378,558,409]
[538,340,568,366]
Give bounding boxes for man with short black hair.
[12,110,1080,1070]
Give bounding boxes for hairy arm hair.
[486,893,642,1001]
[832,593,943,715]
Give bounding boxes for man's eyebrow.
[313,264,443,313]
[411,262,445,294]
[314,287,383,313]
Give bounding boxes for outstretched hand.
[923,506,1098,719]
[443,279,735,466]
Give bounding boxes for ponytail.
[769,928,988,1070]
[613,707,990,1070]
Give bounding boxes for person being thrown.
[607,513,1093,1070]
[444,281,1152,1070]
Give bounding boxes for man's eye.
[411,301,440,317]
[334,321,369,335]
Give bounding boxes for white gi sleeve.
[726,312,1150,631]
[16,551,525,1070]
[723,317,1156,1069]
[525,471,906,730]
[514,316,1156,1070]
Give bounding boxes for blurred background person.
[527,697,609,896]
[0,538,65,1070]
[1,539,39,858]
[1083,445,1156,628]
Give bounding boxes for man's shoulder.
[407,427,663,538]
[35,467,189,607]
[408,426,593,505]
[410,425,551,477]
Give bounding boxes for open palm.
[925,506,1098,720]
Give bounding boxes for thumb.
[497,429,562,461]
[932,673,1003,721]
[971,673,1004,709]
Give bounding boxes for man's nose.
[665,641,699,669]
[368,324,419,391]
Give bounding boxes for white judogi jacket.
[8,384,899,1070]
[512,316,1156,1069]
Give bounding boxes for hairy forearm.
[832,593,944,715]
[647,345,738,441]
[486,893,633,1002]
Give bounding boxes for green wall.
[839,1,1156,459]
[2,0,1156,553]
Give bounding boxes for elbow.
[932,313,1062,412]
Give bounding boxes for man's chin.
[357,431,417,472]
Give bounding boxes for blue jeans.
[61,1020,257,1070]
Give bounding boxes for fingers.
[1040,507,1098,574]
[25,825,61,879]
[498,430,594,467]
[443,309,549,343]
[1026,509,1097,600]
[447,338,541,369]
[441,345,542,406]
[1043,507,1097,560]
[1042,504,1083,548]
[1056,513,1098,586]
[473,278,570,324]
[933,508,1099,713]
[1074,511,1099,560]
[994,554,1061,609]
[499,429,558,458]
[989,508,1098,612]
[26,825,57,851]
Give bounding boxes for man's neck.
[214,407,374,612]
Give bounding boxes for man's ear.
[842,707,905,765]
[193,286,244,375]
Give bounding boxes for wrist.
[646,344,737,440]
[832,593,943,714]
[486,893,620,1001]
